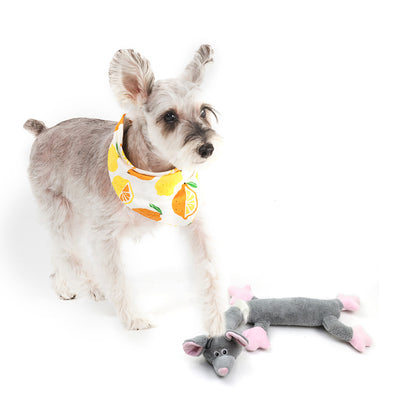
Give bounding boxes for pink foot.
[349,326,372,352]
[337,294,360,311]
[242,327,271,352]
[228,285,254,305]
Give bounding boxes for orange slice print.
[128,169,155,181]
[133,208,162,221]
[111,176,134,204]
[119,182,134,204]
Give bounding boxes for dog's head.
[109,45,221,171]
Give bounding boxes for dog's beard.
[165,133,222,171]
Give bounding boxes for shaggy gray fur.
[24,45,226,335]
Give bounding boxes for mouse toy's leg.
[242,321,271,352]
[228,285,254,304]
[322,315,372,352]
[337,294,361,311]
[224,306,246,330]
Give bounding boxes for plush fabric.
[349,326,373,352]
[228,285,254,304]
[247,297,343,327]
[183,286,372,377]
[242,326,271,351]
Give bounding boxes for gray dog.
[24,45,225,335]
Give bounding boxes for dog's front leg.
[186,216,225,336]
[93,236,151,330]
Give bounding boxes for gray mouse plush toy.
[183,285,372,377]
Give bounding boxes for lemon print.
[184,186,198,218]
[112,175,134,204]
[155,170,183,196]
[108,145,119,172]
[172,182,198,220]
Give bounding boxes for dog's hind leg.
[44,190,85,300]
[91,234,151,330]
[86,281,106,301]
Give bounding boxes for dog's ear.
[183,335,209,356]
[181,44,214,86]
[109,49,155,108]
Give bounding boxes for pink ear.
[225,331,249,347]
[183,341,204,356]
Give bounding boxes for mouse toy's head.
[183,331,248,377]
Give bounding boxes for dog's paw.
[119,310,153,330]
[88,286,106,302]
[125,316,153,331]
[50,273,78,300]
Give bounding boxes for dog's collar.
[108,114,199,226]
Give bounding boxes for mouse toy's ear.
[225,331,249,347]
[183,335,209,357]
[181,44,214,86]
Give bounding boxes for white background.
[1,1,414,415]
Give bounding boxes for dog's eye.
[200,105,218,123]
[214,351,220,357]
[221,349,228,355]
[163,111,178,123]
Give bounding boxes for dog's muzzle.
[198,143,214,158]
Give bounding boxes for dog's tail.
[23,119,47,137]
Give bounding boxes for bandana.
[108,114,199,226]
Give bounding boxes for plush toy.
[183,285,372,377]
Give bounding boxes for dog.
[24,45,225,335]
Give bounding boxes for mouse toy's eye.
[163,111,178,123]
[214,351,220,357]
[221,349,228,355]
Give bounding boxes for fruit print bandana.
[108,114,199,226]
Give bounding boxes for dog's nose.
[198,143,214,158]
